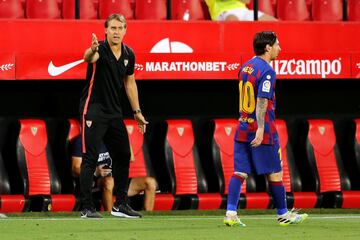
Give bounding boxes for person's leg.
[267,171,287,216]
[128,177,157,211]
[105,118,141,218]
[258,14,277,21]
[226,174,246,212]
[104,118,131,205]
[224,142,251,227]
[226,142,251,212]
[143,177,157,211]
[97,176,115,212]
[252,142,307,225]
[224,14,240,21]
[241,9,277,21]
[252,142,287,215]
[217,9,242,21]
[268,171,308,225]
[80,117,107,213]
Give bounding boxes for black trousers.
[80,116,131,209]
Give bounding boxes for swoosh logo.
[48,59,84,76]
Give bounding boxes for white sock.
[278,211,289,218]
[226,210,237,216]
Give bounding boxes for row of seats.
[0,0,169,20]
[0,0,359,21]
[251,0,360,21]
[0,118,360,212]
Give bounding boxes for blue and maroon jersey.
[234,56,278,145]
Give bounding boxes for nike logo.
[48,59,84,76]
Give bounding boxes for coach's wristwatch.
[133,109,142,114]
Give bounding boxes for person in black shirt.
[71,136,157,212]
[79,14,148,218]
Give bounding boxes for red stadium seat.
[338,119,360,191]
[0,194,29,213]
[135,0,167,20]
[16,119,78,211]
[165,120,224,209]
[125,120,152,178]
[277,0,310,21]
[312,0,343,21]
[247,0,276,17]
[62,119,81,194]
[355,119,360,168]
[352,119,360,187]
[99,0,134,20]
[0,0,24,18]
[306,120,360,208]
[26,0,61,19]
[0,118,29,213]
[171,0,205,20]
[306,0,312,11]
[271,0,278,10]
[124,119,179,210]
[348,0,360,21]
[67,119,179,211]
[211,119,271,209]
[62,0,98,19]
[275,119,319,208]
[43,119,79,198]
[67,119,81,145]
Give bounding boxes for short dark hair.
[104,14,127,28]
[253,31,277,56]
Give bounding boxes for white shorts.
[217,8,264,21]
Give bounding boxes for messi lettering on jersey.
[234,56,278,145]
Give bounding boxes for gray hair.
[104,14,127,28]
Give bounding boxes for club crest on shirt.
[225,127,232,136]
[262,80,271,93]
[124,59,128,66]
[318,126,325,135]
[177,127,184,136]
[31,127,38,136]
[86,120,92,128]
[126,125,134,135]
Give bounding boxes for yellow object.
[205,0,246,20]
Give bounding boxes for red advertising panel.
[135,53,241,80]
[0,20,359,80]
[352,53,360,79]
[272,53,351,79]
[242,53,351,79]
[16,53,87,80]
[0,53,15,80]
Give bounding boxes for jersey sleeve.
[71,136,82,157]
[126,47,135,76]
[257,69,276,99]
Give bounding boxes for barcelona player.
[224,31,308,227]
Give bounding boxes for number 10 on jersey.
[239,79,256,114]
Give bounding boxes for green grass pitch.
[1,209,360,240]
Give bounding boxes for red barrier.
[0,20,359,80]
